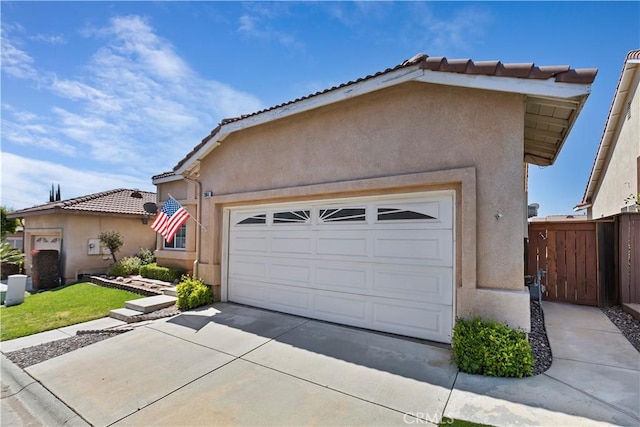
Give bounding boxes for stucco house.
[7,189,157,284]
[153,53,596,343]
[577,50,639,219]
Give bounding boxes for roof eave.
[175,66,593,175]
[581,57,640,205]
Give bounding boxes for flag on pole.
[151,196,191,243]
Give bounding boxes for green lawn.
[0,282,142,341]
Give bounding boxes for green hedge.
[139,263,185,283]
[107,256,142,277]
[176,275,214,310]
[452,316,533,378]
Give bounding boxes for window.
[273,210,310,224]
[163,224,186,249]
[319,208,366,223]
[377,208,436,221]
[237,213,267,225]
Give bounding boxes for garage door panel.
[313,294,368,323]
[229,258,267,279]
[229,281,268,305]
[316,236,369,257]
[372,301,451,341]
[373,267,453,303]
[267,287,311,312]
[270,236,313,254]
[374,230,452,265]
[315,266,368,291]
[229,235,268,254]
[269,263,312,284]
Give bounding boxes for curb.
[1,354,90,426]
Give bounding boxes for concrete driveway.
[24,303,457,426]
[11,301,639,427]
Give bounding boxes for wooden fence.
[619,213,640,305]
[527,221,598,306]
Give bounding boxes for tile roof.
[7,189,156,218]
[170,53,597,174]
[152,171,176,180]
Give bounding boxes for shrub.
[176,275,214,310]
[106,256,142,277]
[137,248,156,265]
[452,316,533,378]
[139,263,185,282]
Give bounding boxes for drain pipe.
[184,173,202,279]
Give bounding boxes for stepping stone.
[125,295,177,314]
[110,308,143,322]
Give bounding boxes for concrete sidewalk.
[445,302,640,426]
[1,302,639,426]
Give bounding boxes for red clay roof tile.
[8,189,156,217]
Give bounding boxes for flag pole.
[167,193,207,232]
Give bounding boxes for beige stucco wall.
[161,81,531,330]
[23,213,157,283]
[591,72,640,219]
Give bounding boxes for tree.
[98,230,124,263]
[49,183,61,202]
[1,207,20,239]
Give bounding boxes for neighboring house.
[577,50,640,218]
[7,189,157,284]
[5,228,24,251]
[153,53,596,343]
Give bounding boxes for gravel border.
[602,305,640,352]
[4,330,131,369]
[529,301,553,375]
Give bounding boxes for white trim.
[222,190,456,212]
[415,71,591,99]
[221,208,231,302]
[152,174,183,185]
[175,64,593,175]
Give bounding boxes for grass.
[0,282,142,341]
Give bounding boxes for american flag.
[151,196,190,243]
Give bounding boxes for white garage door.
[226,191,454,343]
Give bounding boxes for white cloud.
[408,4,493,52]
[237,5,301,48]
[1,14,264,178]
[30,34,66,44]
[0,152,154,210]
[0,33,39,80]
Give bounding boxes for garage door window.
[273,210,310,224]
[237,214,266,225]
[319,207,366,223]
[377,208,436,221]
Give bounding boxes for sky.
[1,1,638,216]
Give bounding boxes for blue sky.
[1,1,638,216]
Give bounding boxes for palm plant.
[1,239,25,266]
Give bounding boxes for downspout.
[183,171,202,279]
